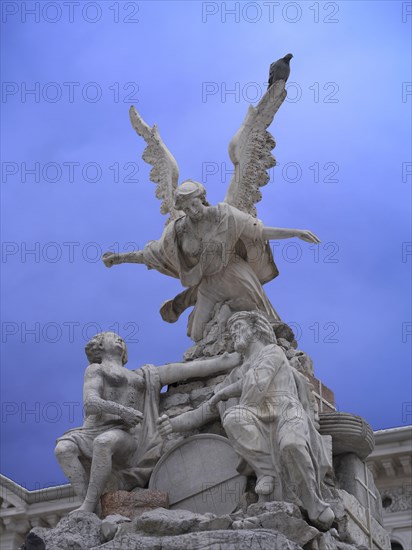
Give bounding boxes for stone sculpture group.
[26,57,391,550]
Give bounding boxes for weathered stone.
[233,506,318,547]
[308,531,360,550]
[31,511,104,550]
[20,532,46,550]
[101,521,118,542]
[334,490,390,550]
[236,489,259,512]
[247,500,302,518]
[286,348,296,359]
[164,405,194,418]
[291,350,314,376]
[259,512,318,546]
[101,515,131,541]
[334,453,383,524]
[161,391,191,409]
[134,507,232,536]
[93,529,304,550]
[234,500,318,547]
[232,517,260,530]
[278,337,292,350]
[25,496,365,550]
[166,380,205,395]
[274,322,296,344]
[190,386,214,407]
[101,489,168,520]
[305,375,335,412]
[150,434,247,515]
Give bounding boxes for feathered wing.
[224,80,287,216]
[129,106,182,221]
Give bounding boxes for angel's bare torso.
[175,206,221,265]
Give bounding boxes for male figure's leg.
[54,440,89,500]
[222,406,282,499]
[280,435,334,528]
[75,429,136,513]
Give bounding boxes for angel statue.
[102,80,320,357]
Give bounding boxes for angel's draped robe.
[142,203,280,342]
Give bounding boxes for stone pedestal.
[333,490,391,550]
[334,453,383,524]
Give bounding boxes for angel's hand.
[296,230,321,244]
[102,252,120,268]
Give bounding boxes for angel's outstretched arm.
[102,250,144,268]
[262,226,320,244]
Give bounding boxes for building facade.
[1,426,411,550]
[366,426,412,550]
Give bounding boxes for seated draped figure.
[158,310,335,530]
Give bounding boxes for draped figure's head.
[174,180,210,221]
[85,332,128,366]
[227,310,276,352]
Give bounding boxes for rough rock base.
[101,488,168,519]
[29,501,376,550]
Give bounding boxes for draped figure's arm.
[262,226,320,243]
[102,250,144,267]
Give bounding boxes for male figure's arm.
[209,379,243,408]
[84,364,143,426]
[158,352,241,386]
[157,400,218,436]
[157,374,243,437]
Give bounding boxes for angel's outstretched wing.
[129,106,181,221]
[224,80,287,216]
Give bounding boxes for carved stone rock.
[101,489,169,520]
[101,515,131,542]
[31,511,105,550]
[26,503,368,550]
[233,501,319,547]
[92,529,304,550]
[134,507,232,536]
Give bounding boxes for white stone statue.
[158,311,335,530]
[102,81,320,348]
[54,331,240,514]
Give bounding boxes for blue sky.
[1,0,411,490]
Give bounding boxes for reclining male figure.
[55,331,240,514]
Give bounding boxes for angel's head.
[174,180,210,221]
